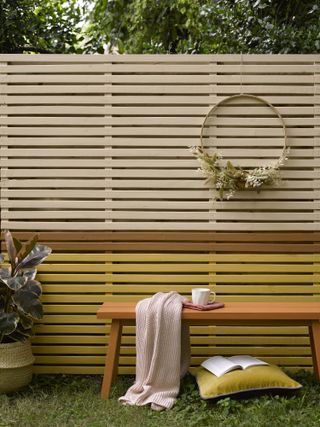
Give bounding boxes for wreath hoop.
[191,93,290,200]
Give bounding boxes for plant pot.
[0,341,35,393]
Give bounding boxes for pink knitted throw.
[118,291,190,411]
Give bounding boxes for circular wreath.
[190,93,290,200]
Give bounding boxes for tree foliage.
[0,0,84,53]
[84,0,320,54]
[1,0,320,54]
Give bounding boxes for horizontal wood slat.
[2,231,320,252]
[0,54,319,231]
[1,230,320,252]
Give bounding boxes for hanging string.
[240,52,244,95]
[314,59,316,139]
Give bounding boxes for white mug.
[192,288,216,305]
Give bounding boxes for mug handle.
[210,291,216,302]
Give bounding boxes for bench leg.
[101,320,123,399]
[309,321,320,381]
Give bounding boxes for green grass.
[1,371,320,427]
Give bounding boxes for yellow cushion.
[194,365,302,401]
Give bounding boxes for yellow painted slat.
[33,346,107,355]
[43,253,320,262]
[215,326,308,334]
[34,325,107,334]
[33,324,307,335]
[33,354,313,366]
[103,295,320,302]
[34,355,106,364]
[37,273,107,282]
[33,365,313,375]
[41,284,320,294]
[43,305,101,314]
[37,272,318,283]
[103,273,318,283]
[32,336,109,344]
[30,335,309,345]
[38,263,320,273]
[40,315,106,324]
[33,366,105,375]
[87,285,320,294]
[31,345,310,357]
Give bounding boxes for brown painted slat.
[1,232,319,252]
[1,242,318,252]
[6,231,320,242]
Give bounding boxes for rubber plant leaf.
[13,237,23,257]
[4,230,17,270]
[0,312,19,335]
[21,269,37,281]
[6,276,28,291]
[22,280,42,297]
[18,311,34,330]
[0,284,6,297]
[16,234,38,263]
[13,289,43,319]
[17,244,51,270]
[8,327,33,341]
[0,268,10,285]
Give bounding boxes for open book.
[201,355,268,378]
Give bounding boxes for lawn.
[1,371,320,427]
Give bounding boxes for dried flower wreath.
[190,94,290,200]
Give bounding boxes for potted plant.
[0,230,51,393]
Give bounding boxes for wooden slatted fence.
[1,54,320,374]
[0,54,319,230]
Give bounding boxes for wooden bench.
[97,301,320,399]
[93,250,320,398]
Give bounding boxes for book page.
[228,355,268,370]
[201,356,241,377]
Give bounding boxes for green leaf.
[0,312,19,335]
[13,289,43,319]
